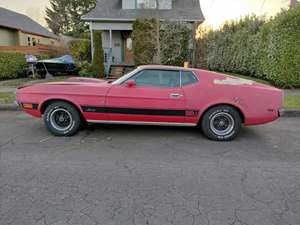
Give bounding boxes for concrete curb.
[280,109,300,118]
[0,104,299,117]
[0,103,20,111]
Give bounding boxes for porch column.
[109,29,112,53]
[90,23,94,60]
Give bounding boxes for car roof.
[138,65,197,72]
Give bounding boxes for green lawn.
[284,96,300,109]
[0,92,15,104]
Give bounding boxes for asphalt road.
[0,111,300,225]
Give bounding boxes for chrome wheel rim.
[49,108,73,132]
[210,112,235,136]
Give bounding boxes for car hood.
[17,77,112,92]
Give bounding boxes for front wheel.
[44,101,81,136]
[201,105,242,141]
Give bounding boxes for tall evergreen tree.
[45,0,96,37]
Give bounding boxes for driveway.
[0,111,300,225]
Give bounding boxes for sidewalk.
[284,89,300,96]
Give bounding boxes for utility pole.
[154,0,161,64]
[290,0,298,8]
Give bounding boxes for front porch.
[90,22,135,77]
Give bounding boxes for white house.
[82,0,205,74]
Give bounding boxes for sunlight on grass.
[0,92,15,104]
[284,96,300,109]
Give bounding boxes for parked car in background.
[16,65,283,141]
[36,55,78,78]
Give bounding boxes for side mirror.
[126,80,136,88]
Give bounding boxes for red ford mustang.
[16,65,283,141]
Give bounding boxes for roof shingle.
[83,0,205,22]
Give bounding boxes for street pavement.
[0,111,300,225]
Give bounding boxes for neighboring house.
[0,7,58,47]
[82,0,205,73]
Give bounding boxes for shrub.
[0,52,27,80]
[91,31,105,78]
[69,39,91,62]
[132,18,157,66]
[261,7,300,87]
[132,19,192,66]
[78,61,94,77]
[197,7,300,88]
[160,22,192,66]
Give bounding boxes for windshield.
[112,68,140,85]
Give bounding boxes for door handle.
[170,93,183,98]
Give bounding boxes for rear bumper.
[245,110,280,126]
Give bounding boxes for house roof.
[82,0,205,22]
[0,7,57,39]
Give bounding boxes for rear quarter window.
[181,71,198,86]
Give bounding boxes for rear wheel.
[44,101,81,136]
[201,105,242,141]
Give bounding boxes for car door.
[105,69,187,124]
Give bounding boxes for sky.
[0,0,291,29]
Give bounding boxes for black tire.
[201,105,242,141]
[44,101,81,136]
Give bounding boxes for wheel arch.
[40,98,86,122]
[198,103,245,125]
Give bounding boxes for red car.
[16,65,283,141]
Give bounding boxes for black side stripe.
[81,106,199,117]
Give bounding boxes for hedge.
[197,6,300,88]
[0,52,27,80]
[132,19,192,66]
[132,18,157,66]
[91,31,105,78]
[69,39,91,62]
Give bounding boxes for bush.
[160,22,192,66]
[132,18,157,66]
[91,31,105,78]
[69,39,91,62]
[261,7,300,87]
[78,61,94,77]
[197,6,300,88]
[132,19,192,66]
[0,52,27,80]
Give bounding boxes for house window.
[126,38,132,51]
[27,37,31,46]
[137,0,157,9]
[32,38,36,46]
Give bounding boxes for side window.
[160,70,180,87]
[181,71,198,86]
[133,70,160,87]
[131,70,180,88]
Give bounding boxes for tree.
[91,31,105,78]
[45,0,96,37]
[132,19,157,65]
